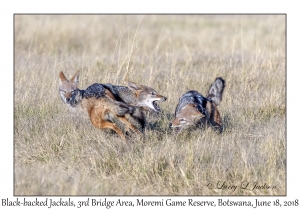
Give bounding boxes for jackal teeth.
[153,101,160,112]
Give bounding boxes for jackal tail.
[207,77,225,106]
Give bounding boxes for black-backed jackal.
[170,77,225,134]
[58,71,141,140]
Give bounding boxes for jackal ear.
[71,70,80,86]
[128,81,141,91]
[193,115,203,123]
[59,71,68,85]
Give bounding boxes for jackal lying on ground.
[59,71,141,140]
[170,77,225,134]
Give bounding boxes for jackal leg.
[90,111,126,140]
[98,121,126,140]
[118,116,142,134]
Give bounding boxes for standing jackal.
[170,77,225,134]
[59,71,141,140]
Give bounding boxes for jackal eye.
[60,90,66,94]
[151,91,156,95]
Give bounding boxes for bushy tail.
[207,77,225,106]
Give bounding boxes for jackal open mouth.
[153,101,160,112]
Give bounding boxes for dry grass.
[14,15,286,195]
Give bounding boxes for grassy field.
[14,15,286,195]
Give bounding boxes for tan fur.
[81,97,139,140]
[102,81,167,131]
[104,89,116,100]
[126,81,167,108]
[170,77,225,134]
[59,71,140,140]
[171,104,205,126]
[171,102,222,133]
[59,71,79,100]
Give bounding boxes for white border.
[2,0,298,209]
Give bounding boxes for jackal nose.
[163,97,167,101]
[66,98,71,103]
